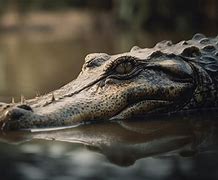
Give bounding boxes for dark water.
[0,9,218,180]
[0,115,218,180]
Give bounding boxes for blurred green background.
[0,0,217,102]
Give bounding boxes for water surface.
[0,114,218,180]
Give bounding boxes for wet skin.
[0,33,218,130]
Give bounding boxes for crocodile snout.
[1,104,33,130]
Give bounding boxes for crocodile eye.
[115,61,134,74]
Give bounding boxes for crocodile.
[0,33,218,130]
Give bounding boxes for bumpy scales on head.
[0,33,218,130]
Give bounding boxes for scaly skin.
[0,33,218,130]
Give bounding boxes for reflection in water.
[31,116,218,166]
[0,115,218,179]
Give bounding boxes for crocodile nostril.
[17,104,33,112]
[5,109,25,121]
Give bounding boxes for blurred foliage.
[0,0,217,33]
[0,0,113,12]
[115,0,218,32]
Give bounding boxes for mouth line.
[1,91,191,130]
[110,99,174,121]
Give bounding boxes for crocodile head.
[0,34,217,130]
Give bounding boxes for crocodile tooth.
[11,97,15,104]
[20,95,25,104]
[51,93,56,102]
[35,91,41,97]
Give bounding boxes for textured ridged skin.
[0,33,218,130]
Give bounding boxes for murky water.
[0,10,218,180]
[0,115,218,180]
